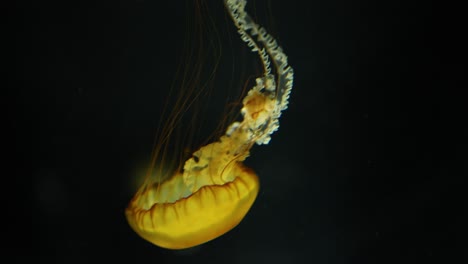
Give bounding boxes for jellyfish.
[125,0,294,249]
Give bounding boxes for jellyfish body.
[126,0,294,249]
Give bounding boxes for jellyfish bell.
[125,0,294,250]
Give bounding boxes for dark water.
[12,0,465,263]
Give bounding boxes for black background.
[12,0,465,263]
